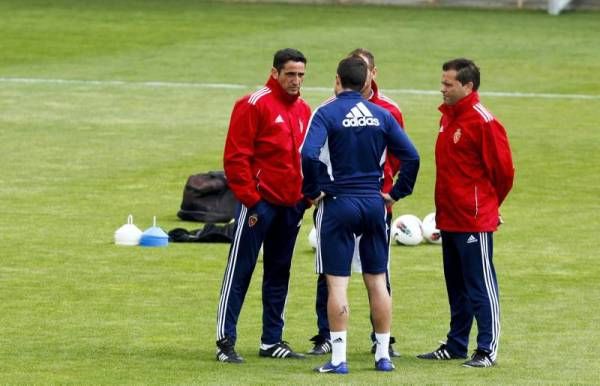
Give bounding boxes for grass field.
[1,0,599,384]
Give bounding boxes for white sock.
[330,331,347,365]
[260,342,276,350]
[374,332,391,361]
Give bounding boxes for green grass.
[1,1,599,383]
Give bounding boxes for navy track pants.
[216,200,305,345]
[441,231,500,361]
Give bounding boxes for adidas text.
[342,116,380,127]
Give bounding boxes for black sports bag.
[177,171,238,223]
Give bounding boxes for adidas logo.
[342,102,380,127]
[275,114,284,124]
[217,352,228,362]
[270,347,291,358]
[467,235,478,244]
[332,337,344,343]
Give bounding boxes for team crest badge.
[248,214,258,227]
[453,128,462,144]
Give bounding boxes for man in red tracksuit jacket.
[215,48,311,363]
[417,58,514,368]
[307,49,404,358]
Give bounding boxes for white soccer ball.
[308,226,317,250]
[422,212,442,245]
[392,214,423,246]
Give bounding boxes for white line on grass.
[1,77,598,100]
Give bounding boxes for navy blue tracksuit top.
[301,91,420,201]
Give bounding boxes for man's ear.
[464,81,474,93]
[372,66,378,81]
[334,74,342,95]
[270,67,278,79]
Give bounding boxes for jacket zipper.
[284,110,303,181]
[256,169,262,192]
[474,185,479,218]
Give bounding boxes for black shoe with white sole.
[417,342,466,360]
[216,337,244,364]
[308,335,332,355]
[462,350,496,368]
[259,341,305,359]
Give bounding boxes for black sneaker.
[259,341,306,359]
[370,336,401,357]
[216,337,244,363]
[462,350,496,368]
[308,335,332,355]
[417,342,466,360]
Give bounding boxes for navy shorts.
[314,195,388,276]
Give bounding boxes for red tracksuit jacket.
[370,81,404,206]
[223,76,312,208]
[435,92,514,232]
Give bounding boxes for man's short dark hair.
[273,48,307,72]
[337,56,367,92]
[443,58,480,91]
[348,48,375,70]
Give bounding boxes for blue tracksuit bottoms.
[441,231,500,361]
[216,200,305,345]
[314,211,393,339]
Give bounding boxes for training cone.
[114,214,143,246]
[139,216,169,247]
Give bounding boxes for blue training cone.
[139,216,169,247]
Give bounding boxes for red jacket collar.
[368,80,379,101]
[266,76,301,104]
[438,91,480,118]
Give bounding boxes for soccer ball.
[308,226,317,250]
[392,214,423,246]
[421,212,442,245]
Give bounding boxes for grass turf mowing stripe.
[1,77,599,100]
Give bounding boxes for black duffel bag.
[177,171,238,223]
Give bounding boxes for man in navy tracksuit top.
[301,57,419,373]
[417,58,514,368]
[215,48,311,363]
[308,48,406,358]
